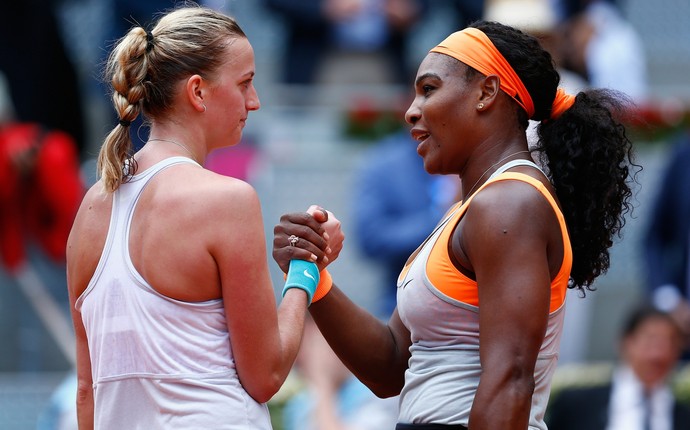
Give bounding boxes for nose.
[247,85,260,111]
[405,97,420,125]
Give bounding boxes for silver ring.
[288,235,299,247]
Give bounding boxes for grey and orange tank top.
[396,160,572,429]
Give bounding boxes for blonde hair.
[98,6,246,192]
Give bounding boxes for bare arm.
[70,302,94,430]
[273,209,411,398]
[213,183,332,403]
[458,182,555,429]
[66,186,107,430]
[310,290,411,398]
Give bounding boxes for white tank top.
[75,157,271,429]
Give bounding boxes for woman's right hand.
[272,205,344,273]
[307,205,344,268]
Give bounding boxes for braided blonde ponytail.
[97,6,246,192]
[98,27,149,192]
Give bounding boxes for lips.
[410,128,430,142]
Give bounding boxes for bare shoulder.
[69,181,112,243]
[465,178,555,233]
[147,167,264,245]
[67,181,112,297]
[456,178,557,265]
[171,167,261,220]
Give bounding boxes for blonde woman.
[66,6,342,429]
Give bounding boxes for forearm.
[76,381,94,430]
[234,288,309,403]
[469,377,534,429]
[309,286,408,397]
[272,289,310,393]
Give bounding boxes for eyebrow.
[415,72,442,86]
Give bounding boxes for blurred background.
[0,0,689,428]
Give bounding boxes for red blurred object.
[0,123,84,272]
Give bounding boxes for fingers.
[279,212,329,251]
[272,205,345,274]
[309,207,345,267]
[273,211,330,273]
[307,205,329,223]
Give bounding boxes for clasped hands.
[273,205,345,274]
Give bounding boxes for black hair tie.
[146,31,155,52]
[119,119,132,127]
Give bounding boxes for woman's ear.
[185,74,207,113]
[477,74,500,109]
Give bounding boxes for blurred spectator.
[0,0,86,158]
[555,0,648,101]
[0,123,83,273]
[351,130,458,317]
[283,316,398,430]
[483,0,589,105]
[546,305,690,430]
[644,132,690,352]
[484,0,556,40]
[265,0,429,86]
[0,122,83,374]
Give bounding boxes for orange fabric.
[551,88,576,119]
[426,173,572,313]
[311,269,333,303]
[430,27,535,118]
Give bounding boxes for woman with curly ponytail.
[272,20,636,430]
[66,5,343,429]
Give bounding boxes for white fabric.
[606,366,674,430]
[76,157,271,429]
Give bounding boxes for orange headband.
[430,27,535,118]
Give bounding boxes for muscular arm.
[457,181,556,429]
[309,288,411,398]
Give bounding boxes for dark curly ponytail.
[472,21,637,291]
[536,90,635,289]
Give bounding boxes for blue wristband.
[282,260,320,305]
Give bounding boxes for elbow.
[371,385,403,399]
[248,391,273,405]
[484,360,536,400]
[507,366,536,399]
[519,376,536,398]
[243,373,285,404]
[76,379,94,424]
[365,374,405,399]
[76,380,92,405]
